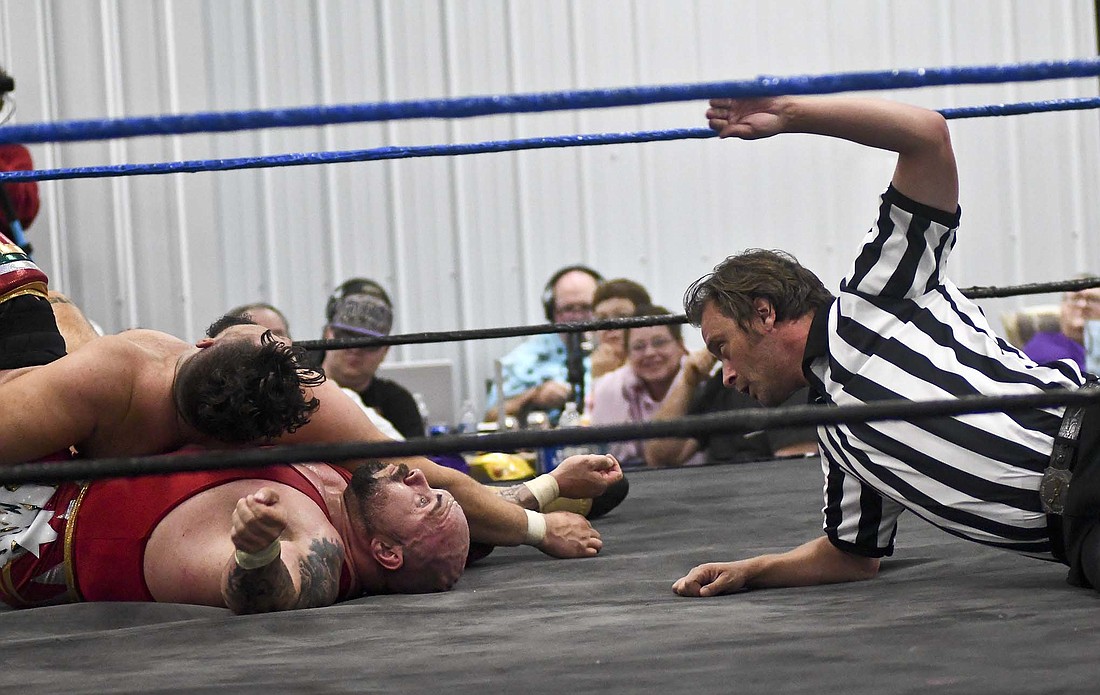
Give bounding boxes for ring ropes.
[3,387,1099,485]
[0,96,1098,183]
[2,58,1098,482]
[1,57,1098,145]
[2,58,1100,181]
[298,276,1100,352]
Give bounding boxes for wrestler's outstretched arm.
[493,453,623,510]
[221,487,343,614]
[281,381,605,558]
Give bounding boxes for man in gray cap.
[320,278,425,439]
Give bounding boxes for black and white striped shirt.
[802,186,1085,560]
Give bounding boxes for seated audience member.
[1,459,470,613]
[486,264,603,424]
[590,278,653,379]
[1023,284,1100,372]
[319,278,426,439]
[590,305,691,466]
[226,302,291,339]
[643,349,818,468]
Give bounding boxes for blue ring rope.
[0,58,1098,146]
[0,97,1097,183]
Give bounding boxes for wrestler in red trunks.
[2,459,470,612]
[1,465,356,607]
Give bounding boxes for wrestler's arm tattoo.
[47,295,72,305]
[292,538,344,609]
[223,538,344,614]
[495,483,538,510]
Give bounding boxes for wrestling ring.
[3,58,1100,693]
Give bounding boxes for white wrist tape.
[234,540,282,570]
[523,509,547,546]
[522,474,560,511]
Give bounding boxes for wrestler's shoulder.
[91,329,190,358]
[53,332,182,385]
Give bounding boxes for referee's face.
[700,300,799,408]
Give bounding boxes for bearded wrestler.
[1,460,469,613]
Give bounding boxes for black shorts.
[0,294,66,370]
[1058,400,1100,587]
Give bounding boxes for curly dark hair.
[174,330,326,443]
[684,249,834,330]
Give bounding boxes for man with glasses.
[485,264,603,425]
[1023,284,1100,373]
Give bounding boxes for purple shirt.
[1022,330,1085,371]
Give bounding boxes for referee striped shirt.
[802,186,1085,561]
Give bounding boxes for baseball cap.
[329,293,393,336]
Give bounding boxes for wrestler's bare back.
[0,328,206,463]
[144,463,354,607]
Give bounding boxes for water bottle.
[547,401,591,472]
[457,398,479,434]
[557,401,581,428]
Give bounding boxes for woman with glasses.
[590,304,696,466]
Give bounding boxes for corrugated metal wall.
[1,0,1098,423]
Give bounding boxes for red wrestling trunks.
[0,464,355,607]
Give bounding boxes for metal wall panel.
[0,0,1096,423]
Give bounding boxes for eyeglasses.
[1063,293,1100,310]
[628,336,676,354]
[595,309,634,320]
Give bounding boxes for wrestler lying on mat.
[1,459,468,612]
[673,95,1100,597]
[0,250,622,575]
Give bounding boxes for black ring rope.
[298,276,1100,351]
[961,276,1100,299]
[295,314,687,351]
[4,388,1097,485]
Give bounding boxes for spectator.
[1023,283,1100,372]
[590,278,653,379]
[226,302,291,339]
[485,264,603,424]
[643,348,818,467]
[590,305,690,466]
[319,278,425,439]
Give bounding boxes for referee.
[672,94,1100,598]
